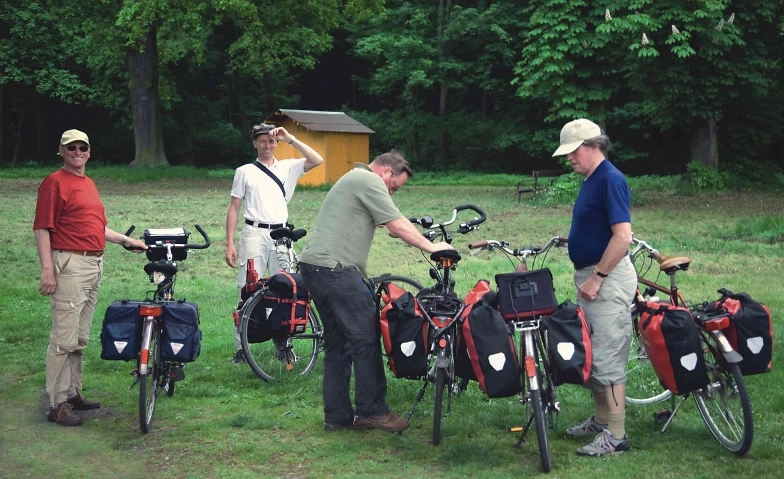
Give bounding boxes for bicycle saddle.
[144,260,178,277]
[659,256,690,272]
[430,249,461,263]
[270,227,307,242]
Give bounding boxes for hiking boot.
[47,402,83,427]
[577,429,631,457]
[356,411,410,433]
[566,415,607,437]
[324,418,374,432]
[66,392,100,410]
[231,350,247,365]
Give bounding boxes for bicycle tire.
[139,325,160,433]
[693,336,754,455]
[625,321,672,406]
[433,367,446,446]
[371,274,424,295]
[537,329,558,431]
[529,343,551,473]
[241,297,322,382]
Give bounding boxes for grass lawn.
[0,174,782,479]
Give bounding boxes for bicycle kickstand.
[659,393,689,434]
[406,380,429,421]
[510,415,536,448]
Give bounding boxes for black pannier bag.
[100,300,143,360]
[455,280,494,381]
[237,290,274,344]
[265,272,310,335]
[495,269,558,321]
[379,282,428,379]
[547,300,592,386]
[143,227,189,262]
[709,289,773,375]
[462,298,521,398]
[638,302,709,395]
[161,301,201,362]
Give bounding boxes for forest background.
[1,0,783,185]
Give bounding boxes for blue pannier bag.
[161,301,201,362]
[100,300,143,361]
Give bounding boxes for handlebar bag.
[462,299,521,398]
[264,272,310,334]
[547,300,592,386]
[379,282,428,379]
[100,300,143,361]
[495,269,557,320]
[161,301,201,362]
[455,280,493,381]
[143,228,190,262]
[638,302,709,395]
[709,289,773,375]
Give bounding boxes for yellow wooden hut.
[264,109,375,186]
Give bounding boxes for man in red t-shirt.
[33,129,147,427]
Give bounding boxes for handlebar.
[409,204,487,243]
[469,236,567,271]
[124,224,212,251]
[630,236,666,264]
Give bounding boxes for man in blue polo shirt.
[553,119,637,456]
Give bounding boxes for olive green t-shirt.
[300,163,404,278]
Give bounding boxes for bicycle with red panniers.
[468,236,575,473]
[378,205,486,446]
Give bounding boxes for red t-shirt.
[33,169,108,251]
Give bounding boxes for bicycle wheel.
[528,341,551,473]
[693,335,754,455]
[625,322,672,406]
[139,325,160,433]
[372,274,424,295]
[241,297,322,382]
[537,329,559,431]
[432,366,446,446]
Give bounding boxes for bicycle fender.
[711,331,743,363]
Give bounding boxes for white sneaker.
[577,429,631,456]
[566,415,607,437]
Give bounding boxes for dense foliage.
[1,0,782,177]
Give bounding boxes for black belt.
[245,219,284,229]
[573,261,598,271]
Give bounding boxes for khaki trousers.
[46,251,103,406]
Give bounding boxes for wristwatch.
[593,266,608,278]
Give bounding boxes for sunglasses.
[66,145,90,152]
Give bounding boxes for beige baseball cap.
[60,129,90,146]
[552,119,601,156]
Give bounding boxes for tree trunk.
[128,25,169,168]
[690,116,718,168]
[234,69,248,137]
[11,85,26,168]
[37,92,43,159]
[436,0,451,165]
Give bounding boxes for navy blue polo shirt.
[568,160,631,267]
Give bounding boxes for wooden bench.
[516,170,569,202]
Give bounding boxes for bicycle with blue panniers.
[99,225,210,433]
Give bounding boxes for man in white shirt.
[225,123,323,364]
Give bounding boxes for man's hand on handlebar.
[429,242,454,253]
[123,237,148,253]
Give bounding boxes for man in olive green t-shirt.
[299,151,452,433]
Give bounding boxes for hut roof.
[265,109,375,134]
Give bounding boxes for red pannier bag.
[462,293,521,398]
[546,300,592,386]
[709,288,773,375]
[265,271,311,335]
[638,301,709,395]
[379,282,428,379]
[455,280,493,381]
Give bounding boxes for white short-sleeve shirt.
[230,157,307,224]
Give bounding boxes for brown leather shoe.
[324,419,374,431]
[66,393,100,410]
[355,411,410,433]
[47,402,83,427]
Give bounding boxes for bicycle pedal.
[286,363,294,371]
[654,409,672,425]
